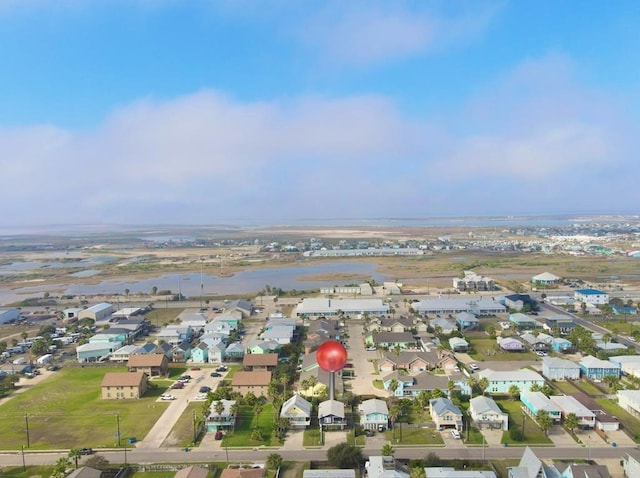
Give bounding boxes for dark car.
[199,386,211,393]
[216,366,227,372]
[210,372,221,378]
[191,367,201,371]
[171,382,185,389]
[364,429,374,437]
[214,431,223,440]
[78,448,93,455]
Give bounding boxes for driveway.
[346,322,388,397]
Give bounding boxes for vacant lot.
[467,337,537,362]
[0,366,169,450]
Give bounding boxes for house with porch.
[455,312,479,330]
[224,342,244,361]
[171,341,191,362]
[498,337,525,352]
[520,332,552,351]
[520,391,561,422]
[280,394,312,428]
[429,397,463,431]
[551,337,573,353]
[448,337,469,352]
[359,399,389,431]
[579,355,621,380]
[207,342,226,363]
[206,399,237,432]
[429,317,457,335]
[469,396,508,430]
[479,369,545,395]
[508,313,539,330]
[543,316,576,336]
[318,399,346,430]
[617,390,640,417]
[191,342,209,364]
[550,395,595,429]
[246,339,281,354]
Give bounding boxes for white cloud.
[297,2,501,67]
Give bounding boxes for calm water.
[0,262,389,305]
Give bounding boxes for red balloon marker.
[316,340,348,372]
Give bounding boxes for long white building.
[295,298,389,317]
[413,297,505,317]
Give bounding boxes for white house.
[618,390,640,417]
[574,288,609,305]
[469,396,508,431]
[280,394,312,428]
[609,355,640,378]
[550,395,595,429]
[541,357,580,380]
[479,369,545,395]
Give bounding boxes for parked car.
[364,429,374,437]
[451,430,461,439]
[78,448,94,455]
[210,372,221,378]
[366,346,377,351]
[171,382,185,389]
[195,393,208,400]
[216,366,227,372]
[160,394,176,400]
[199,386,211,393]
[214,431,223,440]
[469,363,479,371]
[191,367,201,371]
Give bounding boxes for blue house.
[579,355,621,380]
[612,305,638,315]
[455,312,479,330]
[551,337,573,353]
[191,342,209,363]
[359,399,389,431]
[521,391,561,422]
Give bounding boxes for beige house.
[242,353,278,371]
[127,353,169,377]
[231,371,272,397]
[101,372,148,399]
[429,397,463,431]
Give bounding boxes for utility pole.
[116,413,121,447]
[21,444,26,471]
[192,411,197,444]
[24,413,30,448]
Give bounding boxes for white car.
[160,394,176,400]
[469,363,479,371]
[366,346,377,351]
[451,429,461,439]
[194,393,208,400]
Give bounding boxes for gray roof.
[360,398,389,416]
[318,399,345,419]
[542,356,579,369]
[430,397,462,416]
[373,332,415,344]
[281,394,312,418]
[469,396,504,416]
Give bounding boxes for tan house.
[219,468,265,478]
[127,353,169,377]
[231,371,272,397]
[430,397,463,431]
[101,372,148,399]
[242,353,278,371]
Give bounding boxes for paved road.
[2,444,634,468]
[346,321,387,397]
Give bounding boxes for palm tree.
[389,379,400,396]
[536,409,553,436]
[416,391,430,423]
[68,448,81,469]
[280,375,289,394]
[381,443,395,457]
[478,377,489,396]
[508,384,520,401]
[230,402,240,431]
[215,400,225,417]
[467,376,477,399]
[564,412,579,435]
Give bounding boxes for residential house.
[109,344,139,363]
[367,456,409,478]
[448,337,469,352]
[243,353,278,371]
[612,304,638,315]
[430,397,463,431]
[299,367,343,398]
[156,325,193,346]
[175,465,209,478]
[260,325,294,345]
[609,355,640,378]
[555,463,611,477]
[595,340,627,353]
[543,316,576,336]
[89,331,128,345]
[206,399,237,432]
[455,312,479,330]
[359,399,389,431]
[520,332,552,351]
[280,394,312,428]
[453,271,496,291]
[579,355,621,380]
[207,342,226,363]
[225,342,245,360]
[551,337,573,354]
[127,353,169,377]
[368,332,416,350]
[179,313,207,333]
[498,337,525,352]
[101,372,148,399]
[469,396,508,430]
[508,313,538,330]
[541,357,580,381]
[318,399,346,429]
[574,288,609,305]
[220,467,265,478]
[531,272,562,286]
[507,447,561,478]
[231,371,272,397]
[520,392,561,422]
[570,393,619,432]
[224,299,253,318]
[190,342,209,364]
[425,468,496,478]
[550,395,595,429]
[212,313,242,329]
[171,341,191,362]
[246,339,281,355]
[67,467,103,478]
[379,317,413,333]
[623,449,640,478]
[429,317,457,335]
[479,369,545,395]
[617,390,640,417]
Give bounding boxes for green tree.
[214,400,225,417]
[536,409,553,436]
[603,374,620,390]
[389,379,399,396]
[508,384,520,401]
[478,377,489,396]
[30,338,49,357]
[266,453,283,470]
[381,443,395,457]
[327,442,363,469]
[564,412,579,435]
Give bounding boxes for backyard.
[0,366,170,450]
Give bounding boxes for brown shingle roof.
[231,371,272,386]
[242,353,278,367]
[101,372,146,387]
[220,468,265,478]
[175,465,209,478]
[128,353,166,367]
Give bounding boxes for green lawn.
[303,427,322,447]
[574,380,604,396]
[496,399,553,445]
[162,401,204,448]
[595,398,640,442]
[0,466,56,477]
[221,404,277,447]
[467,338,537,362]
[389,425,444,445]
[464,427,485,445]
[0,366,170,450]
[552,381,581,394]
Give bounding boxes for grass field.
[0,366,170,450]
[468,337,538,362]
[552,380,581,394]
[221,404,277,447]
[0,465,56,477]
[497,399,553,445]
[162,401,204,448]
[389,424,444,445]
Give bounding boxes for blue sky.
[1,0,639,226]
